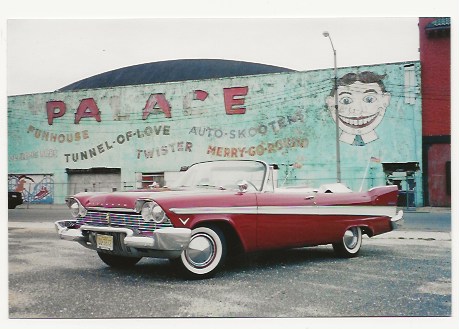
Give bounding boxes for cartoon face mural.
[326,71,391,145]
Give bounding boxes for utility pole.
[323,31,342,183]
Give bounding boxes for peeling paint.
[8,62,422,204]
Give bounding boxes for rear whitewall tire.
[333,226,362,258]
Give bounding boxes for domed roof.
[58,59,295,91]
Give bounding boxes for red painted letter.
[75,98,101,124]
[223,86,248,115]
[46,101,67,125]
[183,90,209,116]
[194,90,208,101]
[142,94,172,119]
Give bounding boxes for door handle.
[305,195,315,200]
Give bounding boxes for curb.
[402,207,451,214]
[370,230,451,241]
[9,221,56,229]
[15,204,68,210]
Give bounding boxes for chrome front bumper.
[390,210,404,230]
[55,220,191,257]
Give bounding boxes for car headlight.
[141,201,167,223]
[68,198,87,218]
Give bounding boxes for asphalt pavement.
[402,208,451,230]
[8,204,453,320]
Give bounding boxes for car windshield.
[171,160,267,191]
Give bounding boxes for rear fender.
[368,185,399,206]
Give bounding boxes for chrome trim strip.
[257,205,396,217]
[55,220,84,241]
[80,225,134,236]
[124,228,191,250]
[170,205,397,217]
[86,207,137,213]
[80,210,173,231]
[170,206,258,215]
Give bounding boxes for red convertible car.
[55,160,403,279]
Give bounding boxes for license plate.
[96,234,113,251]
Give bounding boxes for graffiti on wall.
[326,71,391,146]
[8,174,54,204]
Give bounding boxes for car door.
[255,191,321,250]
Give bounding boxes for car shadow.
[98,258,182,280]
[88,244,383,282]
[224,245,340,272]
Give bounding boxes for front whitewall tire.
[176,225,227,278]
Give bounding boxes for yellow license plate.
[96,234,113,251]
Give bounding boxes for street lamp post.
[323,31,341,183]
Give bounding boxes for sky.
[5,17,422,96]
[1,0,457,95]
[2,0,458,97]
[5,17,424,96]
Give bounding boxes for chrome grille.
[77,211,173,232]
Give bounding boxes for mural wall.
[8,174,54,204]
[8,62,422,204]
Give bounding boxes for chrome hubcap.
[343,228,358,249]
[185,233,216,268]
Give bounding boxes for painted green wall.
[8,62,422,204]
